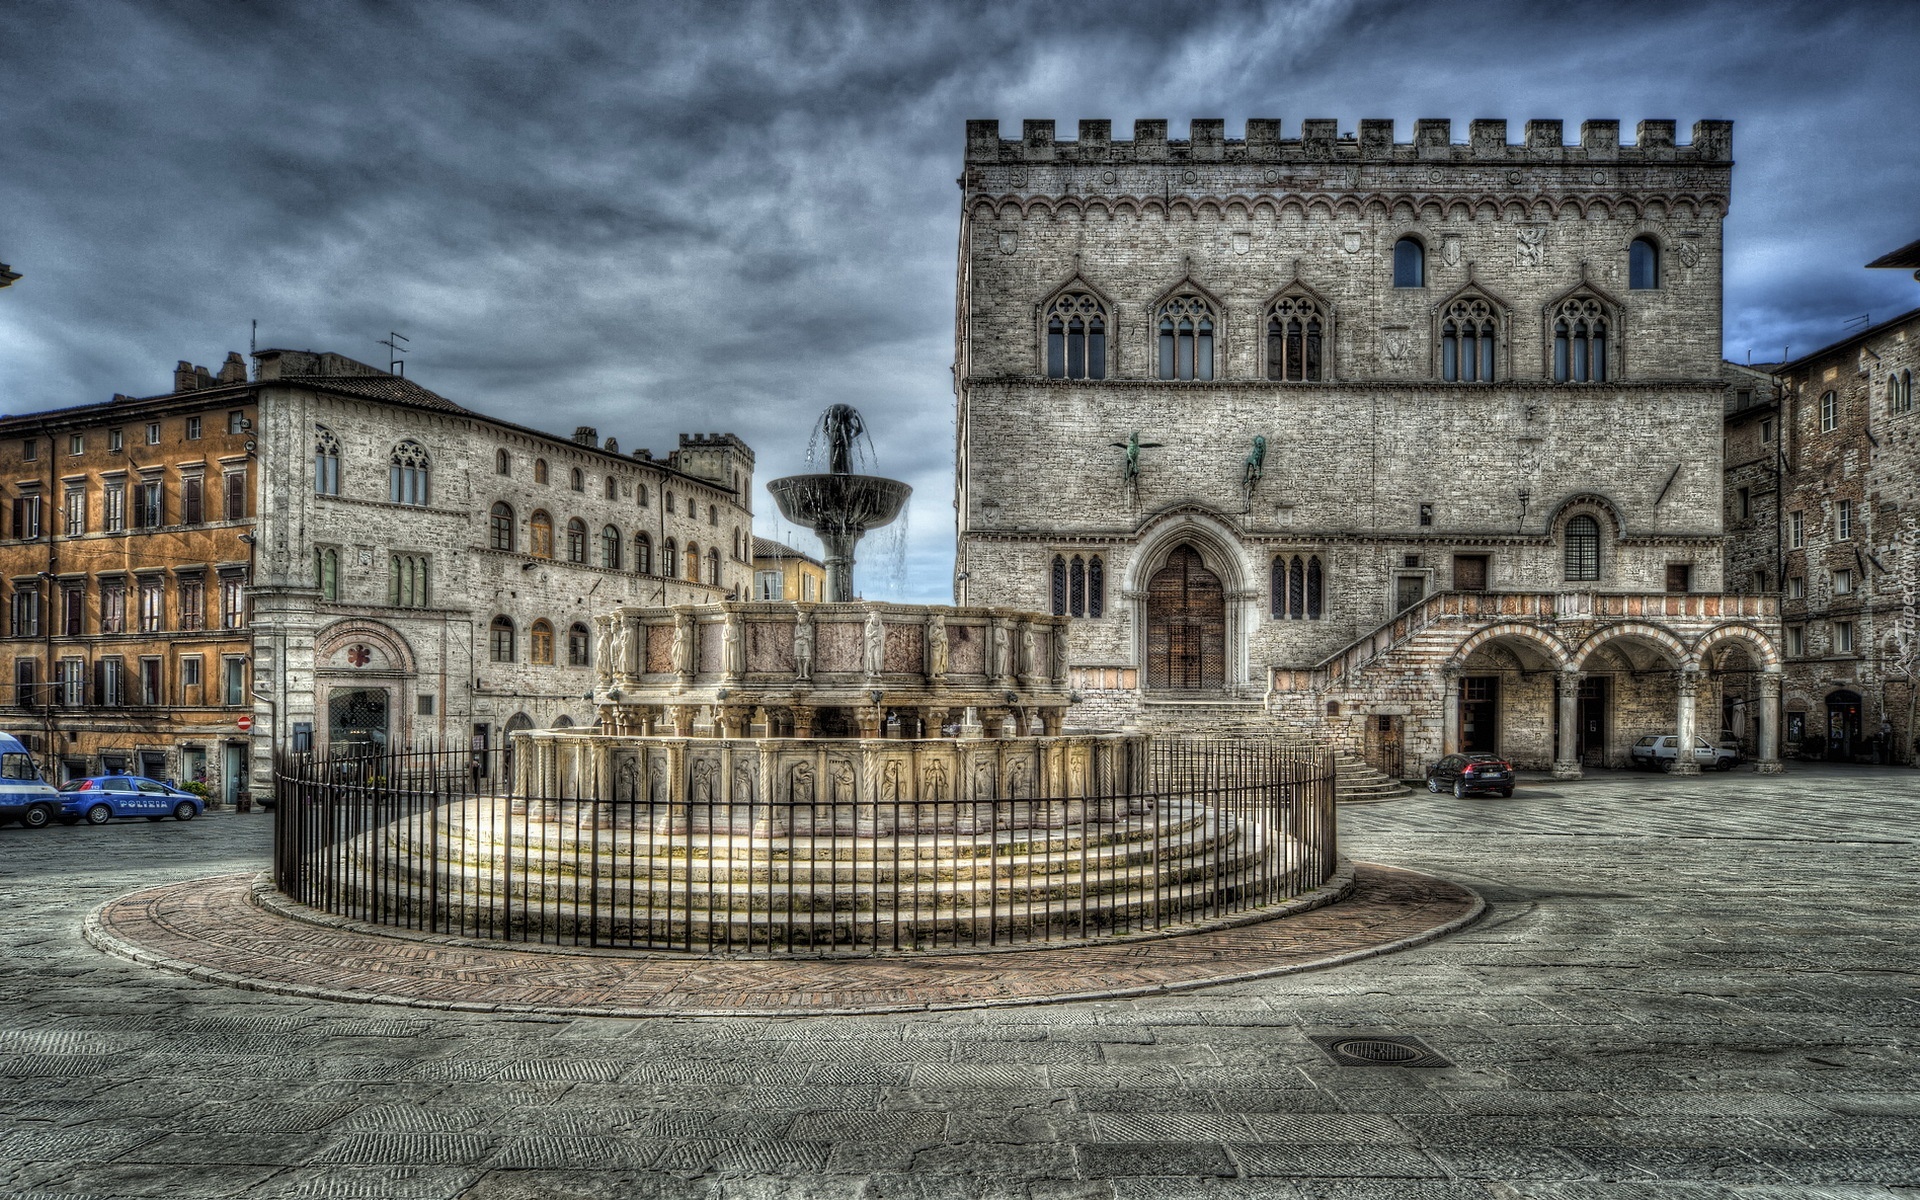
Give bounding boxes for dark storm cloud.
[2,0,1916,599]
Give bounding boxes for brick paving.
[1,762,1916,1198]
[85,863,1478,1017]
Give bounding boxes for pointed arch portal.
[1146,545,1225,690]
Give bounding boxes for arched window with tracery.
[388,439,430,505]
[568,623,591,667]
[1050,553,1105,617]
[601,525,621,569]
[1564,514,1601,581]
[1270,554,1325,620]
[530,619,554,665]
[634,533,653,575]
[565,518,587,563]
[1393,237,1425,288]
[1552,296,1610,383]
[489,502,515,552]
[1266,294,1327,381]
[1044,291,1108,380]
[707,548,720,585]
[1629,236,1659,289]
[1440,296,1498,383]
[489,616,515,662]
[1157,294,1216,381]
[663,538,678,578]
[529,510,554,559]
[1050,556,1067,615]
[314,427,341,496]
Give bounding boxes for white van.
[0,732,61,828]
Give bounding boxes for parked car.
[1426,753,1515,797]
[56,776,203,824]
[0,731,60,829]
[1629,735,1738,771]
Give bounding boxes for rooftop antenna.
[379,330,410,377]
[1842,313,1870,332]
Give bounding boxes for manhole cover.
[1309,1033,1452,1068]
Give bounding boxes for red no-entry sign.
[236,715,254,732]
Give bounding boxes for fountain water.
[767,405,911,603]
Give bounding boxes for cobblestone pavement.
[2,763,1916,1199]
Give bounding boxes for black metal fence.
[272,737,1338,955]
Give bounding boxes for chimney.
[174,361,198,393]
[194,365,214,388]
[603,436,619,454]
[217,352,247,384]
[573,426,599,448]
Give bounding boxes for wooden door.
[1453,554,1489,593]
[1146,546,1225,690]
[1365,714,1405,780]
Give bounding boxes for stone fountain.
[767,404,911,604]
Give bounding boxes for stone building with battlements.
[954,116,1781,777]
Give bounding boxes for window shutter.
[10,499,20,539]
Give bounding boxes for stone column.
[1755,670,1785,773]
[1552,671,1584,780]
[790,705,814,739]
[1672,667,1702,775]
[924,707,949,739]
[1440,669,1461,757]
[670,705,697,738]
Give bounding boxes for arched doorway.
[328,689,390,755]
[1825,689,1863,761]
[1146,545,1225,690]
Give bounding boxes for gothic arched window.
[634,532,653,575]
[1087,556,1104,618]
[314,427,341,496]
[388,554,429,607]
[1045,291,1108,380]
[489,502,515,552]
[565,518,587,563]
[1565,514,1601,581]
[601,525,621,569]
[1441,296,1498,383]
[1266,294,1327,382]
[1271,554,1325,620]
[529,510,554,559]
[1050,556,1067,616]
[1393,237,1424,288]
[1050,553,1104,617]
[1629,236,1659,289]
[1552,296,1610,384]
[530,619,554,665]
[568,623,591,667]
[1891,370,1914,416]
[489,616,516,662]
[388,440,430,506]
[1157,294,1216,381]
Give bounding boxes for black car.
[1426,753,1514,798]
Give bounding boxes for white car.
[1629,735,1737,771]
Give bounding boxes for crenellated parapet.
[965,118,1732,167]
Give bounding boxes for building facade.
[0,356,258,797]
[1743,307,1919,762]
[955,116,1781,775]
[751,536,826,602]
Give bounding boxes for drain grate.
[1310,1033,1452,1068]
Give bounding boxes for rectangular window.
[1737,487,1750,519]
[181,476,203,525]
[1786,624,1805,657]
[22,439,36,462]
[13,658,37,708]
[139,657,162,706]
[1665,563,1692,593]
[12,493,42,540]
[57,658,85,706]
[146,423,160,445]
[1761,418,1773,442]
[1835,620,1854,654]
[185,416,201,440]
[756,570,782,601]
[227,411,245,435]
[68,434,84,456]
[103,482,125,533]
[181,655,202,688]
[220,577,246,629]
[179,579,205,631]
[96,657,125,707]
[1418,503,1434,526]
[11,589,41,638]
[100,582,126,634]
[108,429,123,453]
[417,694,436,716]
[1837,499,1852,540]
[133,480,162,529]
[1833,569,1853,596]
[138,579,163,632]
[1789,511,1804,549]
[63,487,85,536]
[61,585,83,636]
[223,657,246,706]
[1788,575,1805,599]
[224,471,246,520]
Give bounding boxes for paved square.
[3,764,1916,1198]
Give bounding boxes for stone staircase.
[1130,694,1412,805]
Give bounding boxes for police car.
[57,775,203,824]
[0,732,60,829]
